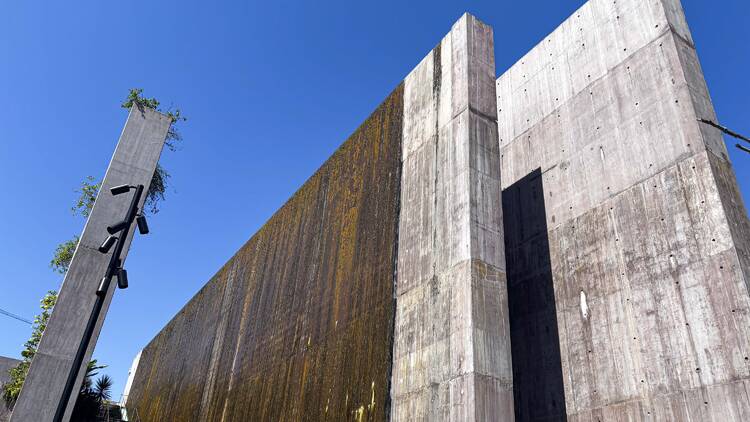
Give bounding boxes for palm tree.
[93,375,112,403]
[70,360,112,421]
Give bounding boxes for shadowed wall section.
[503,169,566,421]
[126,85,403,421]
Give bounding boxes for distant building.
[0,356,20,422]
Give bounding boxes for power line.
[0,307,32,324]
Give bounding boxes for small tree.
[71,176,101,218]
[71,360,113,421]
[49,236,79,275]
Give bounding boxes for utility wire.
[0,307,33,324]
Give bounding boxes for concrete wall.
[496,0,750,420]
[122,3,750,420]
[125,14,512,422]
[0,356,20,422]
[126,86,404,421]
[390,13,513,421]
[11,106,171,422]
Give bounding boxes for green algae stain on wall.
[126,84,404,421]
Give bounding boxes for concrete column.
[391,14,514,421]
[10,105,170,422]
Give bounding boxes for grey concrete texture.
[496,0,750,419]
[0,356,20,422]
[391,13,513,421]
[10,106,171,422]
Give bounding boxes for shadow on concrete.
[502,168,567,421]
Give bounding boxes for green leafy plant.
[146,163,170,214]
[93,375,113,403]
[50,236,79,274]
[121,88,186,152]
[49,176,101,273]
[121,88,186,214]
[71,360,113,421]
[48,175,102,273]
[72,176,101,218]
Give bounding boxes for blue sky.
[1,0,748,400]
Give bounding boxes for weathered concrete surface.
[126,87,404,421]
[496,0,750,419]
[10,106,171,422]
[391,14,513,421]
[0,356,20,422]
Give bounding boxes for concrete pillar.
[10,105,170,422]
[391,14,514,421]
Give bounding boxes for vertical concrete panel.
[392,13,513,421]
[497,0,750,419]
[10,106,170,422]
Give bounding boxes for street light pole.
[53,184,147,422]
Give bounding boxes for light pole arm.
[97,184,144,295]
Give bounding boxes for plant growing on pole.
[122,88,186,215]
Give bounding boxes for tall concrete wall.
[0,356,20,422]
[391,14,513,421]
[126,13,512,422]
[496,0,750,420]
[126,86,404,421]
[11,106,171,422]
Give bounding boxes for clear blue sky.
[1,0,748,400]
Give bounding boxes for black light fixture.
[136,214,149,235]
[116,268,128,289]
[110,184,132,195]
[55,183,148,422]
[107,220,130,234]
[98,235,118,253]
